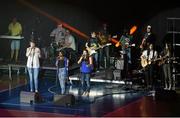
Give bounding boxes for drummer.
[50,23,66,48]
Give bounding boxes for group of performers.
[5,17,176,95]
[140,25,174,90]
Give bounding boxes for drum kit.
[47,41,65,59]
[45,40,77,65]
[114,51,124,70]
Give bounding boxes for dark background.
[0,0,180,62]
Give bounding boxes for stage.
[0,61,180,117]
[0,74,149,117]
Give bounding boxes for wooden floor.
[0,70,180,117]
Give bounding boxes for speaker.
[54,94,75,106]
[155,89,177,101]
[20,91,42,104]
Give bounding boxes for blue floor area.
[0,77,149,116]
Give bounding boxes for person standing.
[78,49,93,96]
[119,29,133,74]
[141,43,158,90]
[26,40,41,93]
[98,23,111,69]
[8,17,22,62]
[160,43,172,90]
[140,25,156,51]
[85,32,100,72]
[97,33,111,69]
[55,50,69,94]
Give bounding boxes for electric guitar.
[86,43,112,55]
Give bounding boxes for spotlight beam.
[17,0,89,39]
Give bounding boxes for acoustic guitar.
[141,57,162,68]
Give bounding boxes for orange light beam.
[130,25,137,35]
[17,0,89,39]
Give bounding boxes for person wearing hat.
[26,39,41,93]
[140,25,156,51]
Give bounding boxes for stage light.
[113,25,137,47]
[130,25,137,35]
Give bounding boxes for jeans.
[122,48,131,64]
[57,68,67,94]
[27,68,39,92]
[163,63,171,88]
[144,65,154,88]
[81,73,90,93]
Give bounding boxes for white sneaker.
[35,90,38,93]
[164,87,168,90]
[85,92,89,96]
[168,84,172,90]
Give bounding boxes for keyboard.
[0,35,24,40]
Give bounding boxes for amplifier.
[20,91,42,104]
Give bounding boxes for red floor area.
[104,96,180,117]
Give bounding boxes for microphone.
[82,54,85,58]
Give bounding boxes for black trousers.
[144,64,154,88]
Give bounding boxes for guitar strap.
[152,50,154,60]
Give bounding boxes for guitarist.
[120,29,133,64]
[119,28,133,78]
[141,43,158,90]
[97,31,111,69]
[85,32,100,72]
[140,25,156,52]
[160,43,172,90]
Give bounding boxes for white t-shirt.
[65,35,76,51]
[26,47,41,68]
[50,27,66,43]
[142,50,158,60]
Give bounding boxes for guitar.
[141,57,162,68]
[86,43,112,55]
[158,57,177,66]
[124,43,136,48]
[140,33,150,49]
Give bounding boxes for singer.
[26,40,41,93]
[77,49,93,96]
[55,50,69,94]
